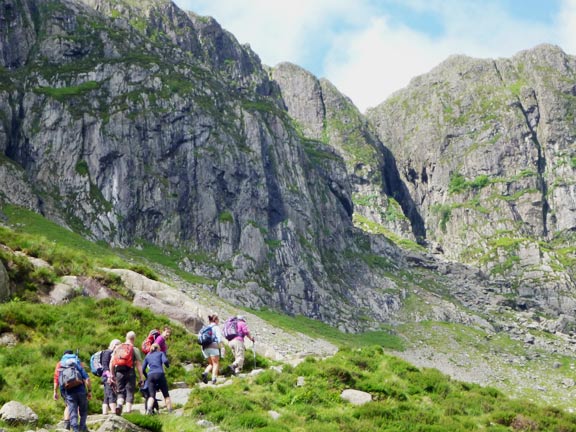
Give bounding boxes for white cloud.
[324,1,567,111]
[174,0,572,112]
[558,0,576,54]
[175,0,366,69]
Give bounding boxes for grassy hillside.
[0,299,575,431]
[1,205,576,430]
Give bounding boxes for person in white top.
[201,314,225,384]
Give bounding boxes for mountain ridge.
[2,0,576,348]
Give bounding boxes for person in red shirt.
[53,352,71,430]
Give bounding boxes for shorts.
[202,347,220,358]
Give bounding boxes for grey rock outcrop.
[272,62,423,244]
[368,44,576,318]
[0,401,37,424]
[85,413,148,431]
[0,259,9,301]
[2,0,576,335]
[0,0,406,330]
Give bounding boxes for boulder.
[85,414,148,432]
[340,389,372,406]
[0,401,38,424]
[0,332,18,347]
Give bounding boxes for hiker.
[56,350,92,432]
[110,331,145,414]
[155,326,171,353]
[101,339,121,415]
[228,315,255,375]
[142,342,172,414]
[141,329,161,355]
[53,356,72,430]
[200,314,225,384]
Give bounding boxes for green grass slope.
[1,205,576,430]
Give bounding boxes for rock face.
[272,62,423,244]
[367,44,576,317]
[0,0,408,331]
[1,0,576,331]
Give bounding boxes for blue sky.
[172,0,575,112]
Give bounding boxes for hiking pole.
[252,340,256,369]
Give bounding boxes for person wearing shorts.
[201,314,225,384]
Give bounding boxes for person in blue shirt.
[142,343,172,414]
[58,350,92,432]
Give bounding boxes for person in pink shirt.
[228,316,255,375]
[155,326,171,353]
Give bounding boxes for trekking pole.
[252,340,256,369]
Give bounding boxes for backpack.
[113,343,134,368]
[141,329,160,355]
[90,350,104,377]
[223,317,239,341]
[58,354,84,390]
[197,324,217,347]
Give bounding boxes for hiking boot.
[201,372,208,384]
[115,405,123,415]
[64,420,70,430]
[228,365,236,375]
[211,377,217,384]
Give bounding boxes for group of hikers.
[52,314,255,432]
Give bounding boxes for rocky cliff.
[367,45,576,318]
[0,0,411,331]
[2,0,576,334]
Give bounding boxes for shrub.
[124,413,163,432]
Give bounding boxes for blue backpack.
[197,325,217,347]
[59,353,84,389]
[90,351,104,377]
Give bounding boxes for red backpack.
[141,329,160,355]
[112,343,134,368]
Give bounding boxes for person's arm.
[78,362,92,399]
[53,362,60,400]
[134,348,145,383]
[142,357,149,378]
[109,352,117,376]
[215,326,226,356]
[246,325,255,343]
[85,376,92,400]
[240,321,255,343]
[162,352,170,368]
